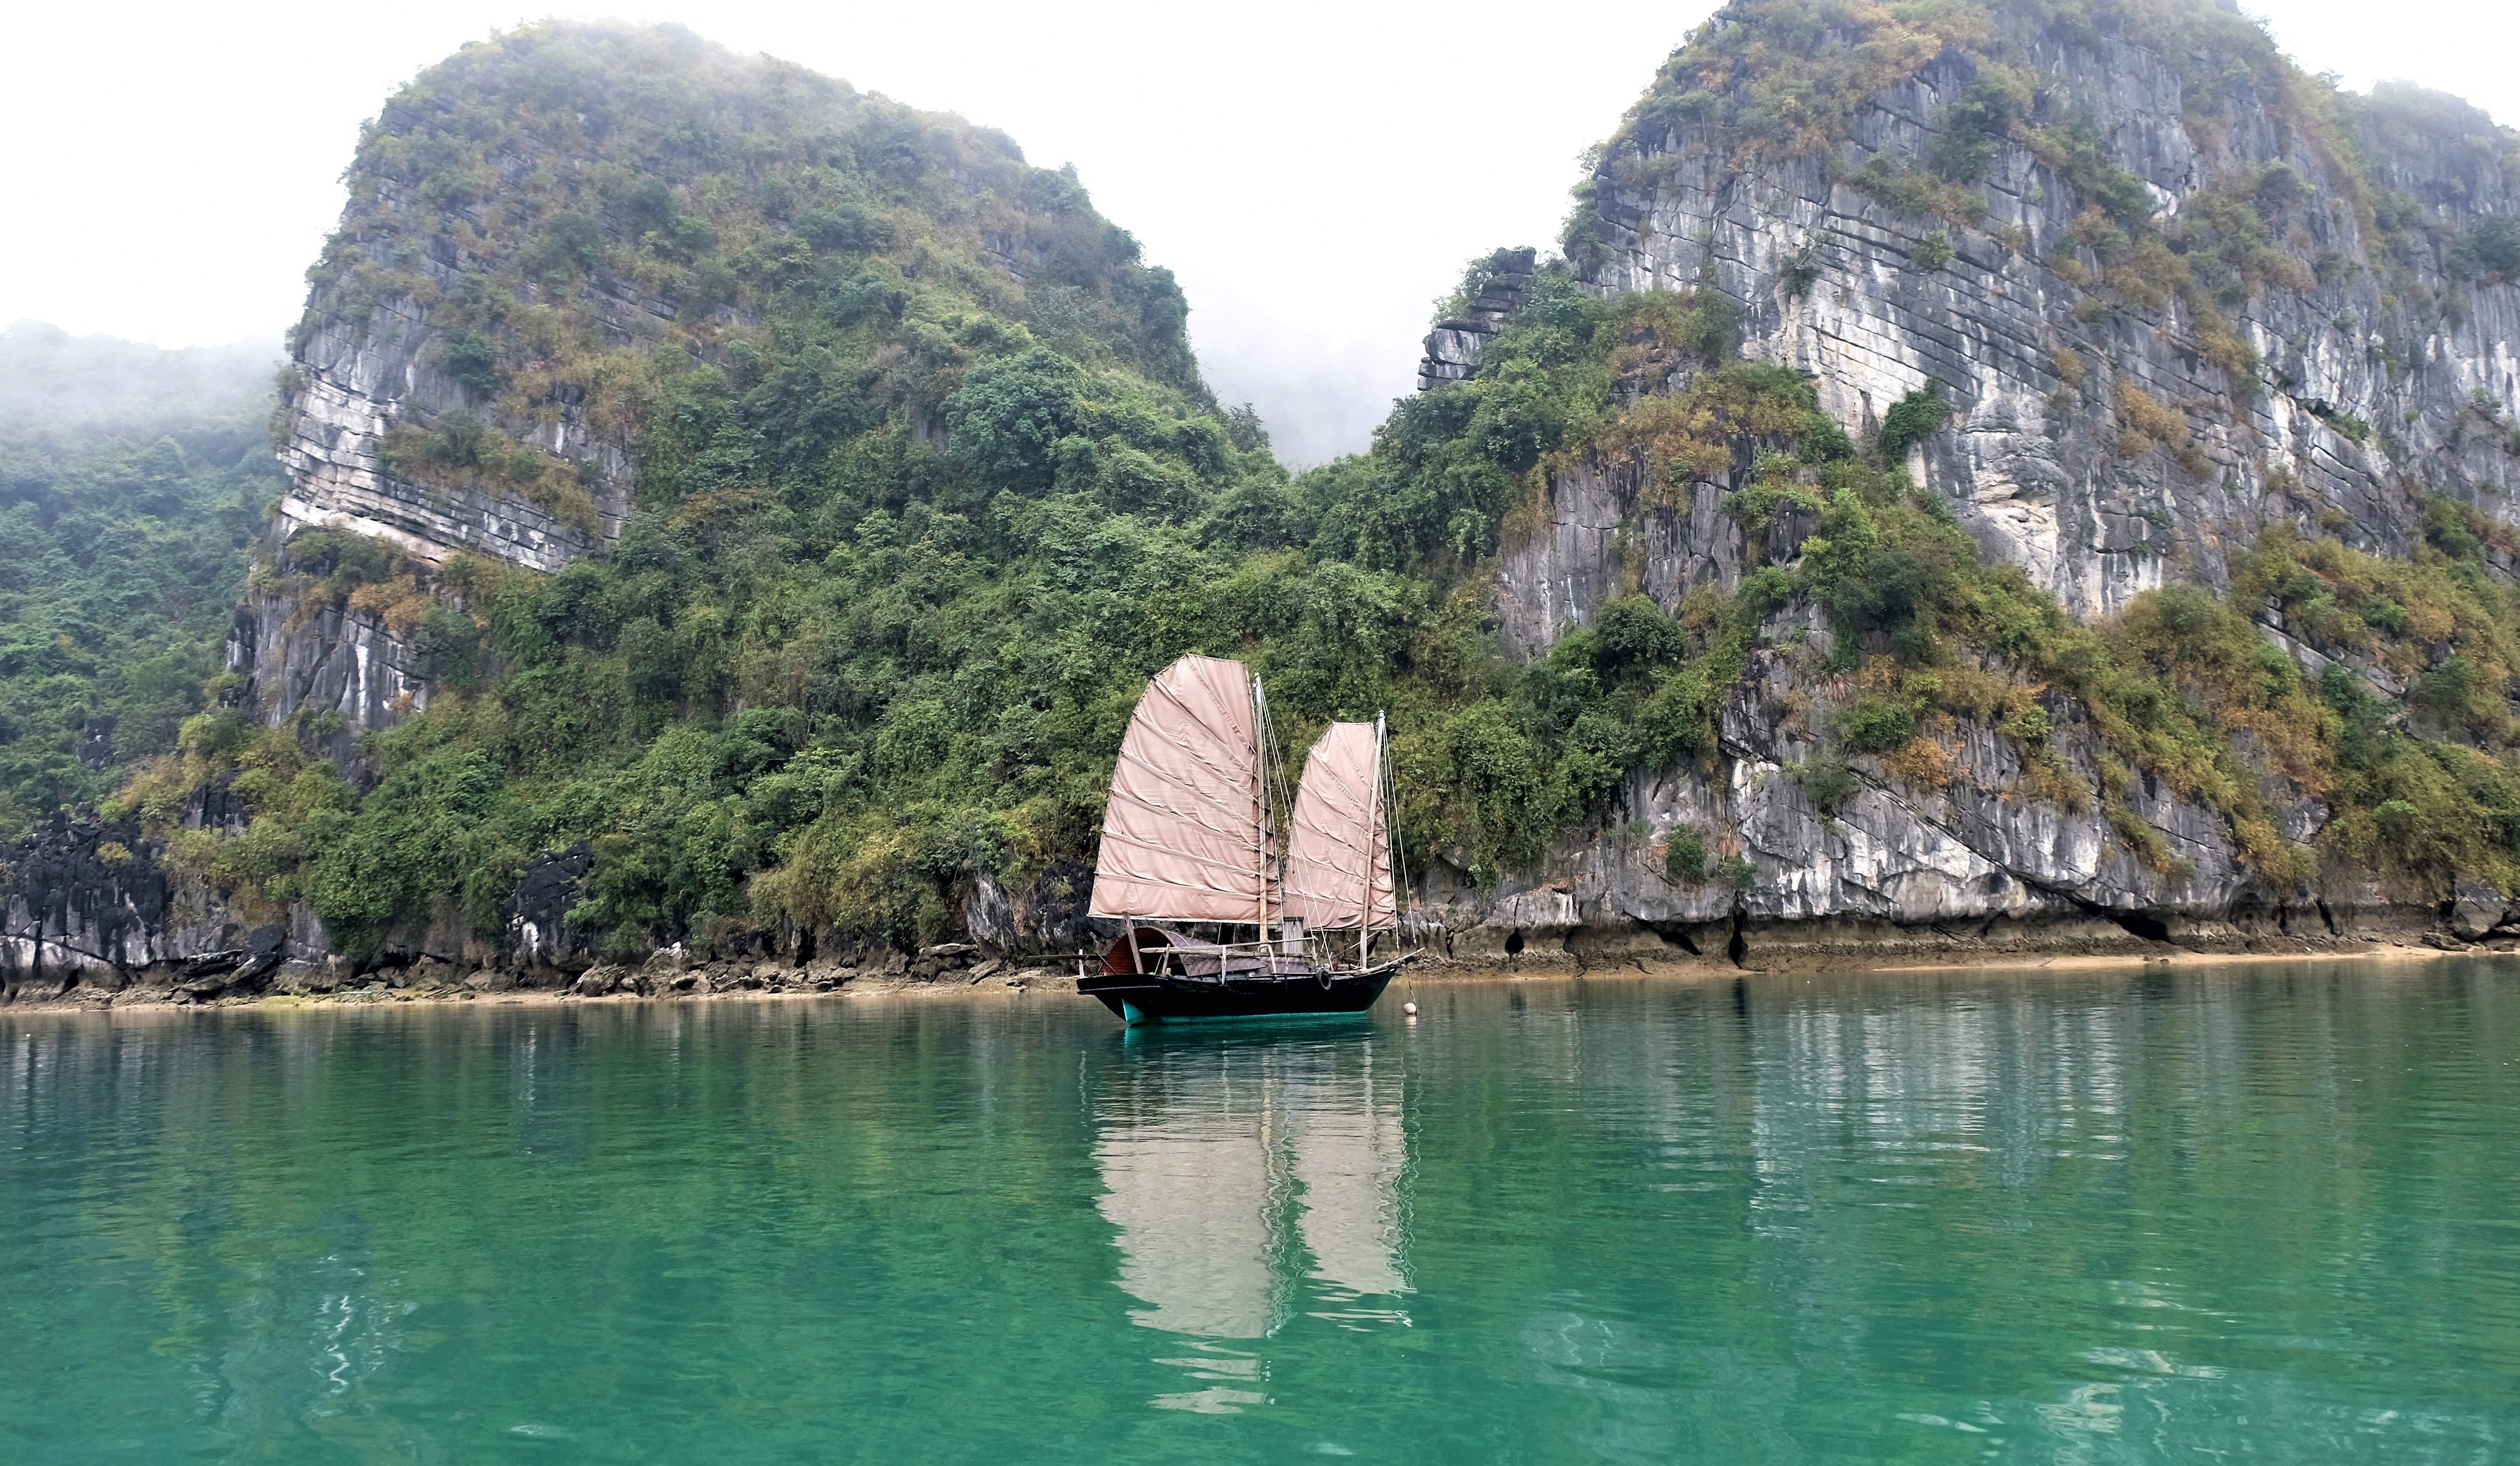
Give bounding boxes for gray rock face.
[1569,42,2519,619]
[242,210,715,753]
[0,821,297,1000]
[224,571,428,768]
[509,843,599,974]
[1492,463,1761,660]
[1418,248,1539,390]
[1,823,170,996]
[2448,879,2506,940]
[0,814,607,996]
[277,270,632,579]
[246,157,762,743]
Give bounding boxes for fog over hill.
[0,322,278,432]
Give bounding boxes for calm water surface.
[3,961,2515,1462]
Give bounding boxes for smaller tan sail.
[1088,655,1279,925]
[1285,720,1394,931]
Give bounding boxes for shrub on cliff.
[2452,216,2520,283]
[1875,387,1950,461]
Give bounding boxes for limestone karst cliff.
[1552,0,2519,625]
[231,22,1203,762]
[11,0,2520,1003]
[1417,0,2520,962]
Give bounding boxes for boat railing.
[1138,931,1407,982]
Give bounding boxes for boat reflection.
[1092,1031,1411,1357]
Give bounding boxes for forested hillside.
[0,327,280,834]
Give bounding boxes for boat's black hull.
[1078,967,1395,1023]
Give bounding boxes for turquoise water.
[3,962,2516,1463]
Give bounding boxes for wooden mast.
[1371,720,1391,972]
[1253,674,1271,953]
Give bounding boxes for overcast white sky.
[4,1,2514,464]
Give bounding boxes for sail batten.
[1089,655,1279,924]
[1109,747,1260,824]
[1093,829,1275,883]
[1286,721,1395,931]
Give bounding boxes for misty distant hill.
[0,322,278,432]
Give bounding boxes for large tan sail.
[1088,655,1278,925]
[1285,720,1394,931]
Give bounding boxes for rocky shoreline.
[11,808,2514,1011]
[1,938,1071,1011]
[7,926,2509,1015]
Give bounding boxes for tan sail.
[1088,655,1278,925]
[1285,720,1394,931]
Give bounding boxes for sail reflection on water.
[1092,1037,1410,1341]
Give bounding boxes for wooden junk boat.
[1078,654,1409,1024]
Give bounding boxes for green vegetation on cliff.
[1599,0,2350,171]
[300,18,1204,537]
[150,275,2520,958]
